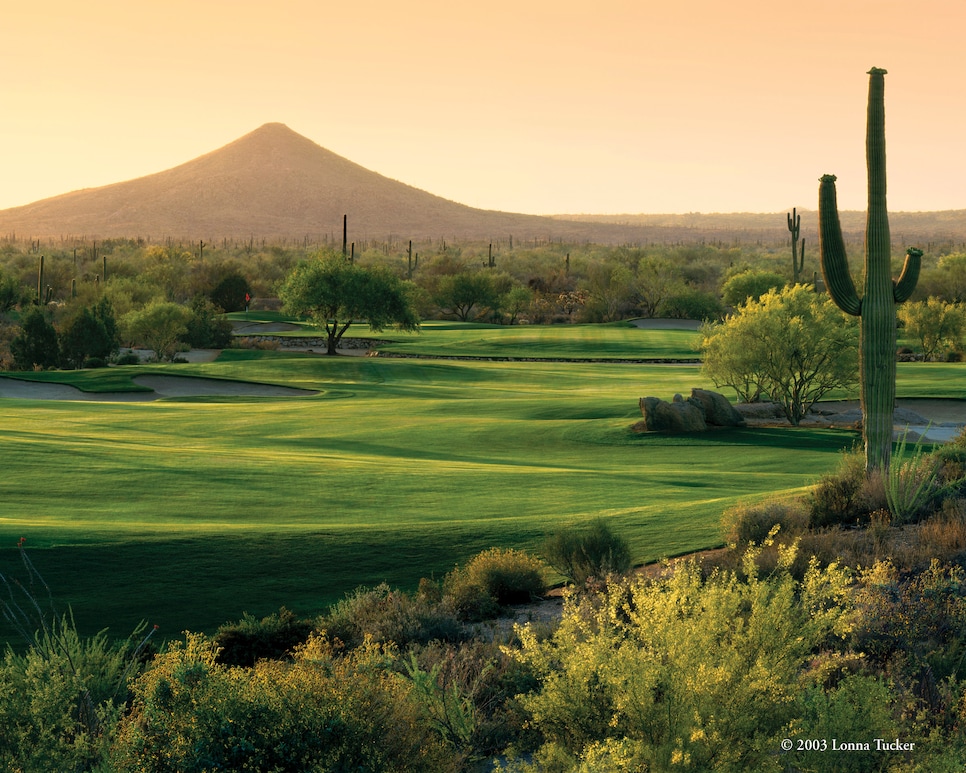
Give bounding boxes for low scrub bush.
[808,449,886,527]
[444,548,546,621]
[505,549,856,771]
[0,616,155,773]
[721,499,809,547]
[213,606,314,666]
[322,582,462,649]
[406,638,540,760]
[541,519,632,586]
[851,559,966,679]
[111,633,456,773]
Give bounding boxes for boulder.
[639,396,707,433]
[688,388,746,427]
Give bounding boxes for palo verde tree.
[898,298,966,362]
[700,285,858,425]
[819,67,922,472]
[279,252,419,355]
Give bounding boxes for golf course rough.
[819,67,921,473]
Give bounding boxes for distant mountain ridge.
[0,123,963,246]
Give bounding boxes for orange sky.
[2,0,963,215]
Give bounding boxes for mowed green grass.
[227,314,704,360]
[371,320,702,359]
[0,323,899,644]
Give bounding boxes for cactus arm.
[893,247,923,303]
[818,175,862,316]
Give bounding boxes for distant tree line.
[3,230,966,369]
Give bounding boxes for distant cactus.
[36,255,44,304]
[819,67,921,473]
[786,207,805,283]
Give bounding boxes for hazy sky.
[2,0,963,215]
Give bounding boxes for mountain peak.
[0,125,564,240]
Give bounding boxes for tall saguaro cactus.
[786,207,805,283]
[819,67,922,473]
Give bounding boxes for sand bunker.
[0,375,318,402]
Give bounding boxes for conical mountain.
[0,123,589,241]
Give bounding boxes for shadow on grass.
[568,423,859,453]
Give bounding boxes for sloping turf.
[0,326,881,643]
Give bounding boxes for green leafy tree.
[581,262,635,322]
[898,298,966,361]
[700,285,858,424]
[659,286,723,321]
[929,253,966,303]
[184,296,233,349]
[720,269,785,308]
[10,307,59,370]
[434,271,499,322]
[122,300,193,361]
[58,298,119,368]
[279,253,419,355]
[501,284,533,325]
[633,257,685,319]
[209,270,251,313]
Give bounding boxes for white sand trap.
[133,375,318,398]
[0,379,150,401]
[628,318,702,330]
[0,375,317,402]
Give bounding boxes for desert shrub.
[791,675,901,773]
[506,548,855,771]
[442,575,500,622]
[406,638,540,760]
[114,350,141,365]
[721,499,809,546]
[0,616,153,773]
[213,606,315,666]
[322,582,461,649]
[111,633,456,773]
[82,356,107,368]
[444,548,546,621]
[233,335,280,350]
[541,519,632,587]
[851,559,966,680]
[934,445,966,489]
[808,448,880,527]
[884,430,945,524]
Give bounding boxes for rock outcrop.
[688,388,747,427]
[638,389,746,433]
[638,395,707,433]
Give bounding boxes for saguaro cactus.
[786,207,805,283]
[819,67,922,473]
[36,255,44,304]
